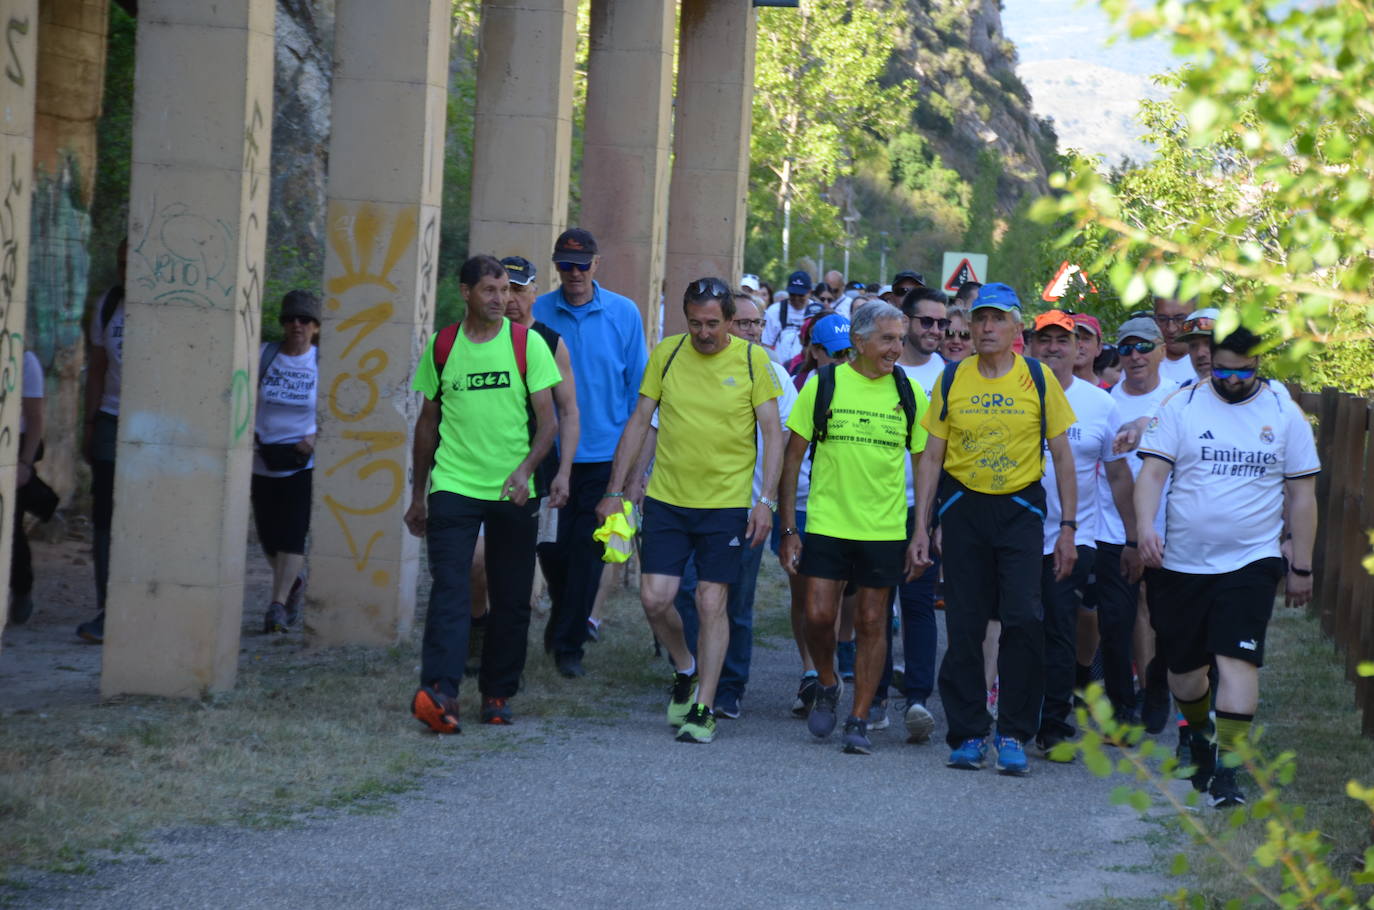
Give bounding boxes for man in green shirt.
[779,301,930,755]
[406,255,560,733]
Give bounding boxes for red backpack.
[433,320,529,394]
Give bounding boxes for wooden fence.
[1293,386,1374,737]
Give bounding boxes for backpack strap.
[432,322,461,400]
[891,367,918,450]
[1023,355,1049,464]
[511,320,529,385]
[258,341,282,386]
[660,334,688,379]
[937,359,961,422]
[746,341,755,383]
[807,363,839,464]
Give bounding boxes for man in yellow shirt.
[596,279,782,745]
[779,301,930,755]
[911,283,1079,776]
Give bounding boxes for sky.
[1000,0,1177,75]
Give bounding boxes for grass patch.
[0,572,663,880]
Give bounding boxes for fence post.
[1315,388,1342,634]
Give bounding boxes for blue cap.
[787,270,812,295]
[810,314,852,355]
[970,282,1021,312]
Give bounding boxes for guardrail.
[1294,385,1374,737]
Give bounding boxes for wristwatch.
[780,527,798,537]
[1060,520,1077,530]
[758,496,778,513]
[1290,567,1312,577]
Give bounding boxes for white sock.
[678,657,696,678]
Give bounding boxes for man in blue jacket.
[533,228,648,678]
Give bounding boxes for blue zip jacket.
[533,281,647,463]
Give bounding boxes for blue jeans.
[673,539,766,699]
[879,557,939,703]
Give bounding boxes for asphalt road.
[16,630,1174,909]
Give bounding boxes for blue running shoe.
[841,716,873,755]
[994,735,1030,776]
[808,681,843,739]
[947,737,987,770]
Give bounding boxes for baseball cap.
[1177,307,1220,341]
[845,280,865,292]
[552,227,597,265]
[1115,315,1165,344]
[877,284,894,298]
[810,314,852,355]
[740,273,761,292]
[500,255,537,286]
[892,270,925,287]
[970,282,1021,312]
[1072,313,1102,338]
[786,270,812,295]
[1033,310,1075,334]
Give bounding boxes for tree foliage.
[1038,0,1374,393]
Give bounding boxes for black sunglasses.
[944,329,972,341]
[914,316,951,331]
[281,314,316,326]
[1117,341,1158,356]
[555,261,591,272]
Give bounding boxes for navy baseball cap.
[892,270,925,287]
[552,228,597,265]
[970,282,1022,312]
[810,314,852,355]
[786,270,812,295]
[500,255,537,286]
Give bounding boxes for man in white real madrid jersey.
[1134,327,1319,809]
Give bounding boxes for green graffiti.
[231,369,252,442]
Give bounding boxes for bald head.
[825,270,843,294]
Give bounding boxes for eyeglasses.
[914,316,951,331]
[691,277,731,299]
[1213,367,1257,380]
[1153,314,1188,326]
[281,314,315,325]
[733,318,764,329]
[1116,341,1158,356]
[555,261,591,272]
[944,329,972,341]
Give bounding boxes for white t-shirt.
[1158,353,1198,387]
[20,350,42,434]
[762,301,810,367]
[253,343,319,477]
[89,289,124,416]
[753,360,798,501]
[1139,380,1319,574]
[1096,378,1176,544]
[1040,378,1123,554]
[894,360,942,508]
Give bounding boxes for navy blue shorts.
[641,497,749,583]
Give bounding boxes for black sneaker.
[841,716,873,754]
[1141,684,1172,735]
[1207,763,1246,808]
[792,674,820,718]
[263,602,289,635]
[556,653,586,679]
[77,611,105,643]
[807,681,843,739]
[1184,727,1217,792]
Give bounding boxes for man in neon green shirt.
[596,278,782,745]
[779,301,930,756]
[405,255,560,734]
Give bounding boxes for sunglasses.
[1213,367,1257,380]
[1183,316,1215,334]
[733,318,764,329]
[1117,341,1157,356]
[281,314,315,325]
[691,277,731,299]
[914,316,951,331]
[944,329,972,341]
[555,261,591,272]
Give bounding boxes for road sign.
[1041,260,1098,303]
[941,252,988,292]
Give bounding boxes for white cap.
[878,284,894,296]
[740,273,761,292]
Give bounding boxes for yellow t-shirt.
[787,364,929,541]
[640,334,781,509]
[922,355,1075,494]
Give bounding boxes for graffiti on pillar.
[130,202,236,310]
[322,203,419,588]
[5,15,28,87]
[0,147,26,528]
[234,98,268,443]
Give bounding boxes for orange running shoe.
[411,686,461,734]
[480,696,513,725]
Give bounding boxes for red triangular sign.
[943,258,979,292]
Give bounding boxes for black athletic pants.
[1039,545,1095,740]
[538,461,611,660]
[1093,542,1139,716]
[421,492,539,698]
[937,479,1047,747]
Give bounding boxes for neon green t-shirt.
[921,354,1076,494]
[787,364,930,541]
[412,320,561,500]
[639,334,780,509]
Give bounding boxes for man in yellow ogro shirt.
[596,278,782,745]
[911,282,1078,777]
[778,301,930,756]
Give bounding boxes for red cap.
[1073,313,1102,338]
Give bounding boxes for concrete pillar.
[0,0,38,650]
[467,0,576,266]
[581,0,674,339]
[307,0,449,647]
[663,0,756,337]
[101,0,274,697]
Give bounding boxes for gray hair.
[945,305,970,324]
[850,300,906,341]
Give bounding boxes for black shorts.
[1145,557,1285,671]
[640,497,749,584]
[799,533,905,590]
[251,469,313,557]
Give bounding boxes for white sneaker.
[868,701,890,731]
[904,701,935,744]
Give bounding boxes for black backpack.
[937,355,1049,465]
[808,363,918,463]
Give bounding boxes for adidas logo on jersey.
[1198,430,1215,439]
